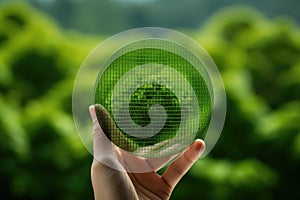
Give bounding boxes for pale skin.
[89,105,205,200]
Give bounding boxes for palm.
[128,171,172,200]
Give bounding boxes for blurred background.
[0,0,300,199]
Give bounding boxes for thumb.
[88,105,115,162]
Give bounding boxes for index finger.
[161,139,205,188]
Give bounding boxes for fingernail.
[89,105,97,121]
[194,139,205,158]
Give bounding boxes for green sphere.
[94,39,212,158]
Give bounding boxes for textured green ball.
[94,39,212,158]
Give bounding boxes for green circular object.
[94,39,212,158]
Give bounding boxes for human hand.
[89,105,205,200]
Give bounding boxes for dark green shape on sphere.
[129,83,181,146]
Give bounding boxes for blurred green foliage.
[0,2,299,200]
[25,0,300,35]
[0,2,98,199]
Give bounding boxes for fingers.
[161,139,205,189]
